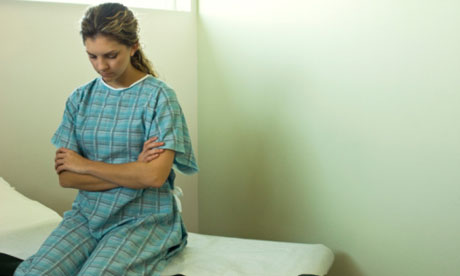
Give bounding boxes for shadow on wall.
[197,16,329,240]
[328,251,365,276]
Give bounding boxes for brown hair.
[80,2,157,77]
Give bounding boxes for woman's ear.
[130,42,139,56]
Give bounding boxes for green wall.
[197,1,460,275]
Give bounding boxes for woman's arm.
[58,171,118,191]
[56,137,168,190]
[87,150,174,188]
[56,148,174,189]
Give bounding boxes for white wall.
[0,0,199,231]
[197,0,460,275]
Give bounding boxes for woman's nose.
[96,58,109,71]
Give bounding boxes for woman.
[15,2,198,275]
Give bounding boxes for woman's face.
[84,35,137,87]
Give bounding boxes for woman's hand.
[137,137,165,162]
[55,148,90,174]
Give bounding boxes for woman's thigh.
[77,215,184,276]
[14,210,97,276]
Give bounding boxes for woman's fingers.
[144,142,165,152]
[147,142,165,150]
[56,147,69,154]
[143,137,158,149]
[138,149,164,162]
[54,148,81,174]
[146,154,159,162]
[56,164,66,174]
[144,137,164,148]
[55,158,65,172]
[144,149,164,160]
[149,149,163,156]
[55,155,63,168]
[137,137,165,162]
[147,148,164,154]
[54,152,66,162]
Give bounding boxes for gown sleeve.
[51,90,82,154]
[146,85,198,175]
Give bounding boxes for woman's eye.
[89,55,97,59]
[107,54,117,59]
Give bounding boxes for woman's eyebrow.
[86,50,118,56]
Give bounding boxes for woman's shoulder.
[72,78,99,94]
[141,76,178,99]
[142,75,174,91]
[71,77,98,91]
[65,78,100,104]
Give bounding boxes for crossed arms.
[54,137,173,191]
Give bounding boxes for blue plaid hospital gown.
[15,75,198,276]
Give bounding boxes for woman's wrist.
[83,159,99,176]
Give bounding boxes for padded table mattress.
[0,177,334,275]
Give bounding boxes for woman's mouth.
[100,72,112,77]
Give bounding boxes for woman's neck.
[105,66,147,88]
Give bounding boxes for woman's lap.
[78,214,183,276]
[14,210,96,276]
[15,210,184,276]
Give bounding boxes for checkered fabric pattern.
[15,76,197,276]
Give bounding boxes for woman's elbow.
[140,172,168,188]
[58,172,73,188]
[142,177,166,188]
[138,154,174,188]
